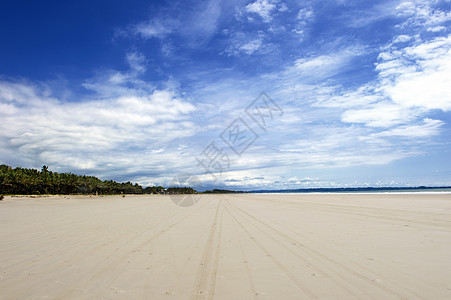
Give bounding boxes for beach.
[1,193,450,299]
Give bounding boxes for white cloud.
[82,52,152,99]
[275,46,367,83]
[82,69,149,99]
[341,103,417,127]
[160,42,175,57]
[396,1,417,17]
[379,35,451,111]
[427,25,447,32]
[325,6,451,130]
[294,54,343,72]
[344,2,400,28]
[244,0,280,23]
[224,32,269,56]
[2,0,450,189]
[396,0,451,28]
[0,80,198,178]
[313,85,380,108]
[132,18,176,39]
[118,0,222,51]
[185,0,222,41]
[255,1,451,175]
[368,118,444,138]
[239,38,263,54]
[393,34,412,43]
[278,2,288,12]
[297,7,313,20]
[274,123,418,168]
[126,51,147,73]
[292,7,314,39]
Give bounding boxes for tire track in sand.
[224,202,319,299]
[224,198,362,298]
[190,199,223,300]
[227,197,420,299]
[225,200,258,300]
[56,199,213,299]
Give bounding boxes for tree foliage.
[143,186,165,194]
[203,189,243,194]
[0,165,144,195]
[0,165,199,195]
[166,187,196,194]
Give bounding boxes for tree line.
[203,189,245,194]
[0,165,196,195]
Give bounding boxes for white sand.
[1,193,450,299]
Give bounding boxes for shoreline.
[254,191,451,195]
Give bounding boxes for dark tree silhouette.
[0,165,198,196]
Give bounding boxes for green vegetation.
[0,165,196,195]
[143,186,165,194]
[0,165,143,195]
[167,187,196,194]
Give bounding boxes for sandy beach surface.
[1,193,450,299]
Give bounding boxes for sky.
[1,0,450,190]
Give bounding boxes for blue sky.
[1,0,450,190]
